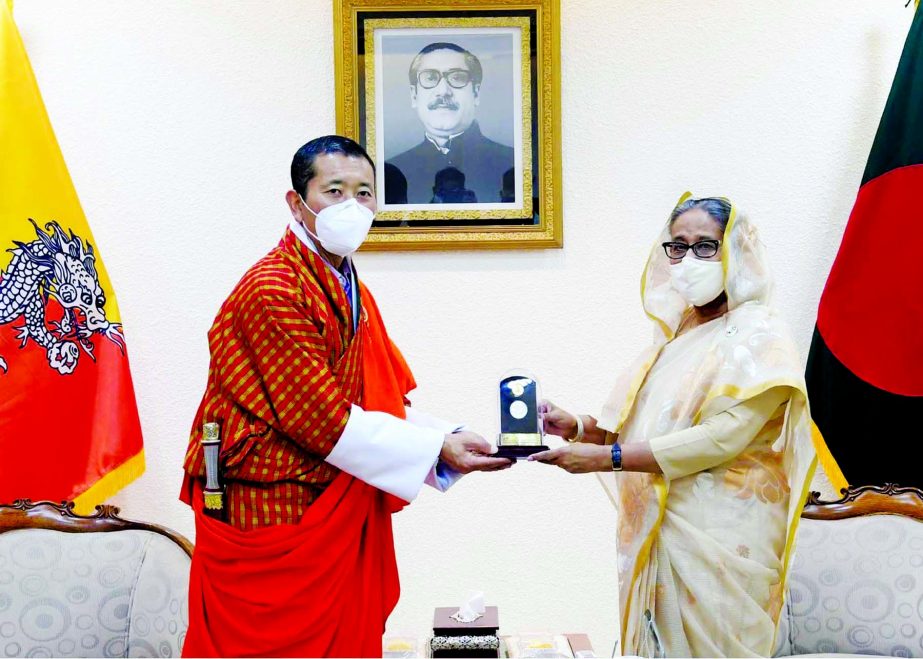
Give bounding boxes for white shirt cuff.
[404,406,465,492]
[325,404,444,502]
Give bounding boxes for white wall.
[14,1,913,653]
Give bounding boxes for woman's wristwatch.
[611,443,623,471]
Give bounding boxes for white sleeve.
[404,406,465,492]
[404,406,463,434]
[324,404,444,502]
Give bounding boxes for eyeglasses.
[661,240,721,259]
[416,68,473,89]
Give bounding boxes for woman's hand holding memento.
[528,443,611,473]
[539,400,579,439]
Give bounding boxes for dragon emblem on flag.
[0,220,125,375]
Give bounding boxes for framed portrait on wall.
[333,0,562,250]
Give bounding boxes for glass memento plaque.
[495,372,548,459]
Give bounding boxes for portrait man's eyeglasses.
[661,240,721,259]
[416,68,473,89]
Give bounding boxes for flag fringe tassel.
[72,449,146,514]
[809,422,849,495]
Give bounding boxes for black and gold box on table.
[431,606,500,658]
[495,373,548,460]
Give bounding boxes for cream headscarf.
[643,192,770,339]
[600,192,806,431]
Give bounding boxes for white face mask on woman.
[299,196,375,257]
[670,257,725,306]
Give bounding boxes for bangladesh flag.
[806,4,923,488]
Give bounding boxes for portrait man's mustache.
[428,96,459,111]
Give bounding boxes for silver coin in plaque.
[496,373,548,459]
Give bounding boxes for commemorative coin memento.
[496,372,548,459]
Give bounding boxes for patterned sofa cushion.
[774,514,923,657]
[0,528,190,658]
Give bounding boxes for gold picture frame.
[334,0,562,250]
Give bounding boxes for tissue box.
[432,606,500,658]
[433,606,499,636]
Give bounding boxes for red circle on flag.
[817,164,923,397]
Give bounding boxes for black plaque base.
[495,444,549,460]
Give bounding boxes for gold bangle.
[566,414,585,442]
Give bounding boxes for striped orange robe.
[181,227,413,529]
[179,227,419,657]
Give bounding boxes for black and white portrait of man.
[374,29,523,209]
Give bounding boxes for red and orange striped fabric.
[181,228,416,529]
[180,227,418,656]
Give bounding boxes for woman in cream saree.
[532,194,844,658]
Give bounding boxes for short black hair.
[434,166,466,191]
[290,135,376,197]
[408,42,483,87]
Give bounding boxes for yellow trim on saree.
[640,190,692,341]
[693,380,847,490]
[721,204,739,285]
[771,457,818,651]
[693,379,805,425]
[640,246,674,341]
[614,351,662,432]
[621,475,668,644]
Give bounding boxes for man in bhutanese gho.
[179,135,511,658]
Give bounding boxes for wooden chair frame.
[0,499,193,557]
[802,483,923,522]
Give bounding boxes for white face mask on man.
[670,257,725,307]
[299,196,375,257]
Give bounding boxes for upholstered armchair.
[775,484,923,658]
[0,500,191,658]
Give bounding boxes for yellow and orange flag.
[0,1,144,511]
